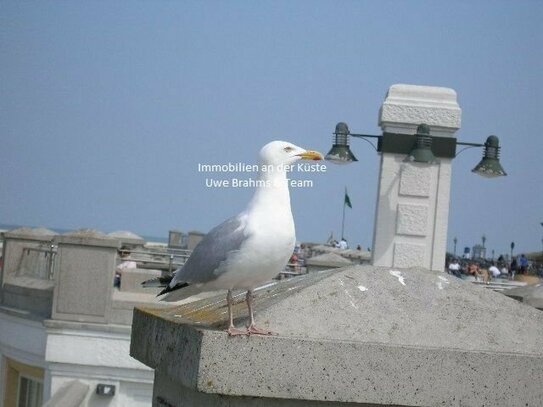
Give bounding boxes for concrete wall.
[187,231,205,251]
[52,233,119,323]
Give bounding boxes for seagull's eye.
[283,146,294,153]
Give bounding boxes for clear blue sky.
[1,1,542,257]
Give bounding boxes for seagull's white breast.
[211,187,295,290]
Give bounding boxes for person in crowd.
[488,262,501,279]
[466,262,479,280]
[510,257,518,280]
[448,258,462,278]
[114,247,137,287]
[117,247,137,270]
[519,254,529,274]
[500,264,509,277]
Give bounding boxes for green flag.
[344,189,352,209]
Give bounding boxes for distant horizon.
[1,222,540,258]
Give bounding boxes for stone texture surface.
[392,243,426,268]
[131,265,543,406]
[398,164,432,197]
[52,234,119,323]
[396,204,428,236]
[379,84,461,132]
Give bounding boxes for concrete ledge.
[132,307,543,406]
[131,266,543,406]
[2,277,54,318]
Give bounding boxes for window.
[17,376,43,407]
[2,358,44,407]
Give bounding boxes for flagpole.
[341,197,346,239]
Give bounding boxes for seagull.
[149,141,323,336]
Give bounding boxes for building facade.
[0,227,169,407]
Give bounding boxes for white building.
[0,227,174,407]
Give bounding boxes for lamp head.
[325,122,358,164]
[405,123,439,164]
[471,135,507,178]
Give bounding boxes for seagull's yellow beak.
[296,150,324,161]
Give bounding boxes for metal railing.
[120,247,192,273]
[14,244,193,280]
[20,244,58,280]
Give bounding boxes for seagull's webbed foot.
[247,324,275,336]
[226,326,249,336]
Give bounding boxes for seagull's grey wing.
[169,214,248,287]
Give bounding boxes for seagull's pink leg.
[226,289,248,336]
[246,289,275,335]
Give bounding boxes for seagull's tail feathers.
[140,275,174,288]
[160,283,205,302]
[140,266,202,302]
[157,281,190,297]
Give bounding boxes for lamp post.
[453,237,458,257]
[510,241,515,260]
[328,85,505,272]
[481,235,486,259]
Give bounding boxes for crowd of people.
[446,253,538,283]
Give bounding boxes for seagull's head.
[259,141,323,166]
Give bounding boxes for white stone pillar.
[371,84,461,271]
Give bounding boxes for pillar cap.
[379,84,461,133]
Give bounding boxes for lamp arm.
[349,133,380,151]
[455,140,484,157]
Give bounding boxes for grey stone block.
[52,233,119,323]
[131,266,543,406]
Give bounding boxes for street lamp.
[325,122,507,177]
[453,237,458,257]
[510,241,515,260]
